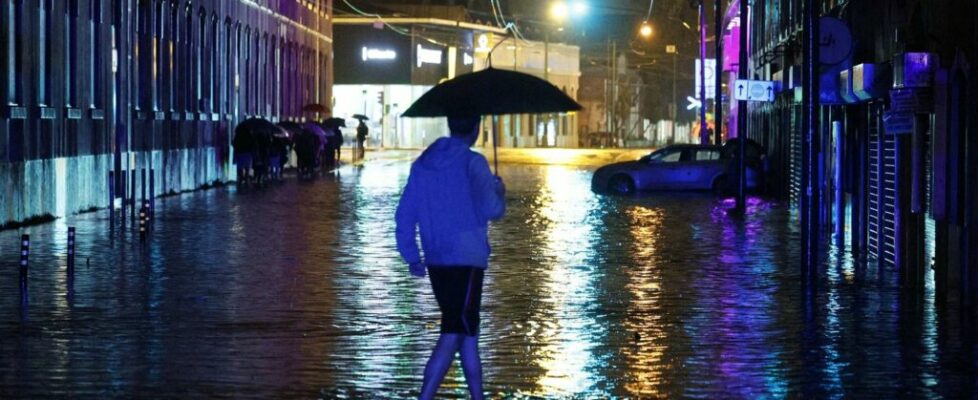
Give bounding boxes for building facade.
[332,18,581,149]
[1,0,333,226]
[738,0,978,312]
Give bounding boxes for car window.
[695,150,720,161]
[649,149,682,163]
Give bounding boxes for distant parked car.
[591,142,763,195]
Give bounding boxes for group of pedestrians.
[233,117,354,186]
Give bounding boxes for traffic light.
[377,91,385,105]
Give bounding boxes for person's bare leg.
[419,333,462,400]
[458,335,483,400]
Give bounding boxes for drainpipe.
[800,0,821,286]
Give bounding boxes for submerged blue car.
[591,142,763,195]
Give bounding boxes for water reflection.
[0,160,975,398]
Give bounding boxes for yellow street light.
[639,22,653,38]
[550,2,569,21]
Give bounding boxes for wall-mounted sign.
[475,33,493,53]
[695,59,716,99]
[686,96,702,110]
[463,53,474,66]
[417,45,443,67]
[734,79,776,102]
[361,47,397,62]
[883,111,914,135]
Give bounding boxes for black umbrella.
[402,67,581,117]
[322,117,347,128]
[352,114,369,121]
[402,67,582,173]
[234,118,280,151]
[302,103,331,114]
[277,121,304,137]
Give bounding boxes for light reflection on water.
[0,161,975,398]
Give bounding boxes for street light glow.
[573,1,588,14]
[550,2,569,20]
[640,22,653,38]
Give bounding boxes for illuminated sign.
[463,53,474,65]
[417,45,443,67]
[361,47,397,62]
[475,33,493,53]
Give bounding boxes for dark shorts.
[428,266,485,336]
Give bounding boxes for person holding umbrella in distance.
[397,42,581,399]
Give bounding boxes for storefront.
[333,19,581,149]
[333,23,481,149]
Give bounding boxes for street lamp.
[639,21,653,38]
[666,44,678,144]
[550,2,569,21]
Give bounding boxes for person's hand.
[409,262,426,278]
[494,176,506,197]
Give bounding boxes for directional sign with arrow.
[734,79,776,102]
[686,96,702,110]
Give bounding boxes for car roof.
[659,144,721,151]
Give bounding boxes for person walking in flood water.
[395,116,506,400]
[356,120,369,160]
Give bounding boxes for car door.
[636,147,685,190]
[686,148,724,189]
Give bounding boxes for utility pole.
[735,0,748,214]
[714,0,724,145]
[800,0,821,286]
[667,44,678,144]
[611,40,618,146]
[698,0,709,145]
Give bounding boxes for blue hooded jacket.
[395,137,506,268]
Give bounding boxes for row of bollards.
[19,234,29,306]
[19,166,158,309]
[108,168,156,226]
[18,228,79,304]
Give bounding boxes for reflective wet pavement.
[1,158,976,398]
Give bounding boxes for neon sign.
[361,47,397,62]
[417,45,443,67]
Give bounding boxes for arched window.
[170,1,180,111]
[3,0,19,104]
[65,0,79,107]
[252,30,259,115]
[88,0,103,108]
[38,0,52,106]
[197,7,206,112]
[241,26,250,116]
[258,32,267,116]
[184,2,192,113]
[209,13,218,115]
[223,18,233,115]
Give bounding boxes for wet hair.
[448,116,481,137]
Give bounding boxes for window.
[695,149,720,161]
[170,1,179,111]
[65,0,79,107]
[184,3,192,112]
[197,8,205,112]
[89,0,103,108]
[242,26,250,115]
[4,0,21,104]
[39,0,52,105]
[648,149,682,163]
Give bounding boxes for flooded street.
[1,158,976,399]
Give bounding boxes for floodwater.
[1,159,976,399]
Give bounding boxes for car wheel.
[609,175,635,195]
[712,175,729,196]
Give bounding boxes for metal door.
[867,103,898,266]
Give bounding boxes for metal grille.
[867,104,898,266]
[789,105,803,207]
